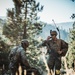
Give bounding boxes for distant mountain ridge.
[0,17,6,25]
[55,22,73,32]
[0,16,6,20]
[0,17,73,42]
[38,22,73,42]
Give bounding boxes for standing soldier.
[38,30,68,75]
[9,39,31,75]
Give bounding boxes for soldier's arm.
[8,53,11,60]
[37,40,48,48]
[8,50,13,60]
[21,50,31,68]
[8,46,17,60]
[61,40,68,55]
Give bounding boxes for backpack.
[46,39,68,56]
[58,39,68,56]
[9,46,20,69]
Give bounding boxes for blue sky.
[37,0,75,23]
[0,0,14,16]
[0,0,75,23]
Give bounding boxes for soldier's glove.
[46,36,52,40]
[58,51,63,54]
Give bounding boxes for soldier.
[9,39,31,75]
[38,30,68,75]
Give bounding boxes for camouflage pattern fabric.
[9,45,30,75]
[42,39,68,57]
[41,39,68,75]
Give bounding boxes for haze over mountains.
[55,22,73,32]
[0,17,73,42]
[37,22,73,42]
[0,16,6,20]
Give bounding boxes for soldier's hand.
[47,36,51,40]
[58,51,62,54]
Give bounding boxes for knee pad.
[55,70,60,75]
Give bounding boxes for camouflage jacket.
[41,39,68,57]
[9,45,30,69]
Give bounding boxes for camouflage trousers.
[47,55,61,75]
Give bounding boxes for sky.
[0,0,75,24]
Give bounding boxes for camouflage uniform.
[41,38,68,75]
[9,44,30,75]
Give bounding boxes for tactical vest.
[47,39,68,57]
[9,47,20,69]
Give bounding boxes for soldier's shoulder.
[57,39,64,42]
[45,40,52,44]
[59,39,67,43]
[17,45,24,52]
[12,46,18,49]
[11,46,17,51]
[9,46,18,54]
[48,39,52,42]
[11,46,24,54]
[58,39,68,45]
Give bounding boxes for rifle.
[52,19,60,39]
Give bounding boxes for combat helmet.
[50,30,57,36]
[21,39,29,47]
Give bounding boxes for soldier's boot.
[22,70,24,75]
[55,70,60,75]
[49,69,54,75]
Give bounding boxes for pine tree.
[3,0,44,43]
[67,0,75,68]
[71,0,75,19]
[3,0,46,74]
[66,22,75,68]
